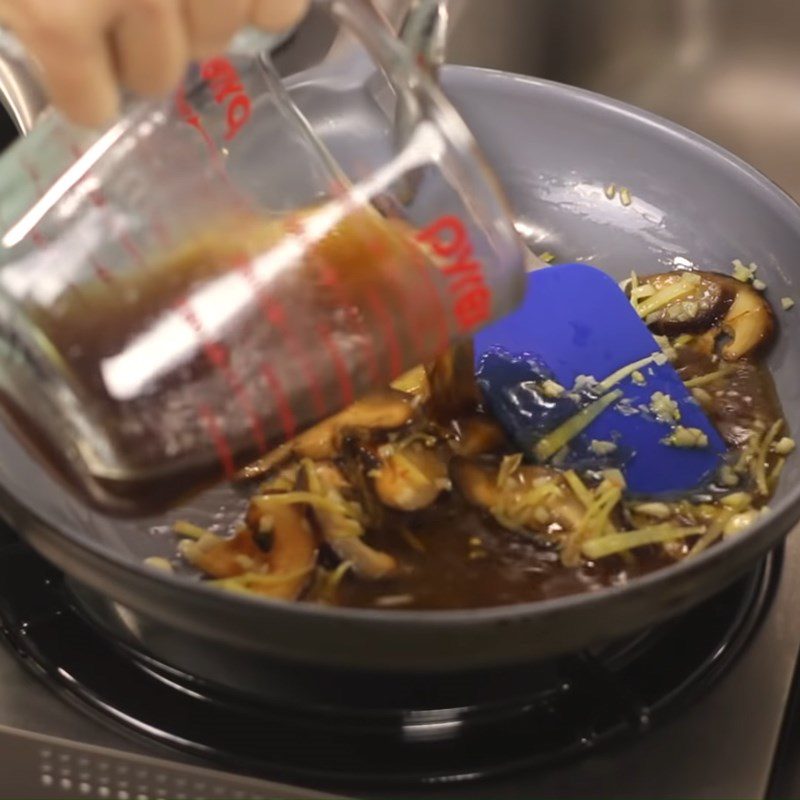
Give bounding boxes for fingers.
[35,32,120,127]
[0,0,121,127]
[112,0,189,98]
[250,0,311,32]
[0,0,311,128]
[183,0,251,58]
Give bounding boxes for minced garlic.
[732,258,757,283]
[590,440,617,456]
[662,426,709,448]
[718,465,740,487]
[541,379,565,398]
[650,391,680,423]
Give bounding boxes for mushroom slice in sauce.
[639,271,775,360]
[303,461,397,580]
[638,270,734,334]
[180,503,317,601]
[371,440,450,511]
[714,275,775,360]
[236,389,416,480]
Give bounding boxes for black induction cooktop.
[1,513,800,798]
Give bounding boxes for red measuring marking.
[235,253,329,420]
[286,212,382,387]
[29,229,47,249]
[87,187,146,267]
[64,123,174,254]
[21,157,43,191]
[29,132,119,284]
[11,156,112,297]
[119,232,146,265]
[404,241,450,358]
[412,218,455,354]
[260,363,297,441]
[19,159,51,250]
[317,322,355,407]
[196,402,235,478]
[177,300,267,455]
[151,219,172,249]
[313,207,406,382]
[89,256,113,284]
[363,285,403,378]
[362,221,434,365]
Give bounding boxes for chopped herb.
[650,391,680,423]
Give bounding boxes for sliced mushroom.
[638,271,734,335]
[451,458,583,533]
[305,462,397,580]
[181,504,317,601]
[371,441,450,511]
[324,532,397,581]
[236,389,415,480]
[452,459,502,508]
[450,415,509,457]
[713,274,775,360]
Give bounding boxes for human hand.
[0,0,310,127]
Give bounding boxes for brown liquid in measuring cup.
[14,207,454,515]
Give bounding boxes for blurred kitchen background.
[396,0,800,201]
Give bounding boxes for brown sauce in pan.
[172,270,789,610]
[334,348,783,610]
[334,501,656,609]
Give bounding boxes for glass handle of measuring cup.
[0,27,48,135]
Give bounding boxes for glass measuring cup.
[0,0,526,515]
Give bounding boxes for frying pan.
[1,61,800,680]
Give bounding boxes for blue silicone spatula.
[473,263,726,497]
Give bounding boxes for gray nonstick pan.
[1,64,800,685]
